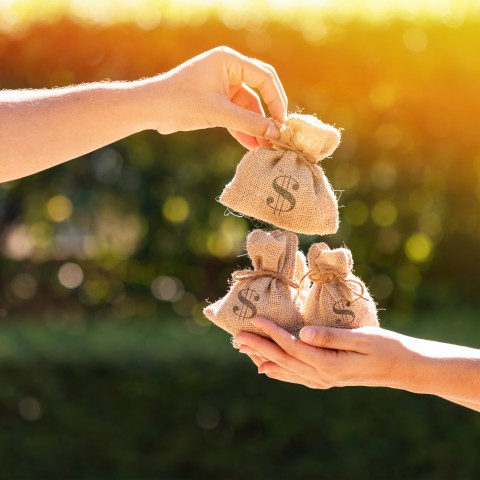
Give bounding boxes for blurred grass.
[0,313,479,479]
[0,309,479,363]
[0,316,236,365]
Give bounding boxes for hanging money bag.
[203,229,303,338]
[219,114,341,235]
[302,242,379,329]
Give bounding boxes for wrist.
[376,332,426,393]
[117,78,163,132]
[132,75,173,133]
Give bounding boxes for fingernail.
[300,327,315,342]
[264,122,280,140]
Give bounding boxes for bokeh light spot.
[344,200,369,226]
[375,228,401,254]
[405,233,433,263]
[207,232,234,258]
[80,276,111,305]
[29,222,53,248]
[370,274,394,299]
[18,396,42,421]
[58,263,84,289]
[172,292,197,316]
[418,212,443,239]
[151,276,184,301]
[196,403,220,430]
[372,200,397,227]
[370,159,397,189]
[46,195,73,222]
[162,196,190,224]
[11,273,37,300]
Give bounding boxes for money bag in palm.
[203,229,303,338]
[302,242,379,329]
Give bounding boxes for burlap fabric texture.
[219,114,341,235]
[301,242,379,329]
[203,229,303,338]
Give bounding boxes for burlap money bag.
[219,114,341,235]
[302,243,379,328]
[203,229,303,338]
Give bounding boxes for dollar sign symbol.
[233,288,260,319]
[266,175,299,215]
[333,300,356,326]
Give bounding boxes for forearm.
[399,336,480,410]
[0,79,159,182]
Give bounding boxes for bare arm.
[0,81,153,181]
[0,46,287,183]
[234,318,480,412]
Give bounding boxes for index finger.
[229,54,287,123]
[257,59,288,115]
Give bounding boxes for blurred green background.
[0,0,479,478]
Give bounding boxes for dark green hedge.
[0,316,478,479]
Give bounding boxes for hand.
[149,46,288,149]
[234,317,480,411]
[0,46,286,181]
[234,317,416,390]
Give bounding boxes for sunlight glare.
[0,0,478,31]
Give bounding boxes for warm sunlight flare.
[0,0,478,31]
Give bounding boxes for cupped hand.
[234,317,415,390]
[151,46,288,149]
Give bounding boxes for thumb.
[216,99,280,141]
[300,326,363,352]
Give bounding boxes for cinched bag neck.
[246,229,298,278]
[305,242,367,302]
[270,114,341,164]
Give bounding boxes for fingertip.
[275,110,287,124]
[264,121,280,140]
[249,318,261,329]
[268,109,286,126]
[299,326,317,343]
[233,333,246,346]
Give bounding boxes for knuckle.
[212,45,235,57]
[262,69,275,83]
[280,336,299,356]
[319,329,336,348]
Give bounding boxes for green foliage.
[0,315,478,479]
[1,18,480,320]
